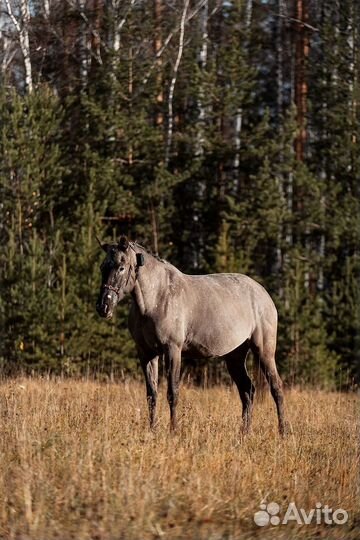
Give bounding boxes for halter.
[103,283,122,296]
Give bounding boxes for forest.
[0,0,359,388]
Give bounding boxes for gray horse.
[96,236,287,436]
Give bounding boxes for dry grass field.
[0,378,358,540]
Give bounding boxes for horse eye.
[119,267,125,272]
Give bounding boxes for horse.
[96,235,287,436]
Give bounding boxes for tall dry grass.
[0,378,358,540]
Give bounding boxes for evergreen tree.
[0,0,358,386]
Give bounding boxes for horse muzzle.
[96,301,113,319]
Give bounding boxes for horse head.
[96,235,144,319]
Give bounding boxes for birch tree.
[43,0,50,18]
[233,0,252,183]
[3,0,33,92]
[153,0,164,128]
[106,0,136,56]
[195,0,208,158]
[164,0,190,166]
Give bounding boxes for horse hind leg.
[251,338,287,436]
[225,341,255,435]
[164,344,181,432]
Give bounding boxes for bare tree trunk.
[0,32,16,80]
[113,2,121,52]
[90,0,104,70]
[108,0,136,54]
[317,2,328,293]
[276,0,285,120]
[294,0,309,162]
[294,0,311,290]
[245,0,252,28]
[165,0,190,166]
[348,0,357,147]
[43,0,50,18]
[332,0,340,87]
[4,0,33,93]
[78,0,89,89]
[274,0,285,282]
[195,0,208,157]
[19,0,32,92]
[317,192,325,292]
[148,0,164,255]
[128,45,133,165]
[60,254,66,357]
[285,9,296,282]
[62,2,76,95]
[233,0,252,184]
[192,0,208,269]
[154,0,164,127]
[113,1,121,53]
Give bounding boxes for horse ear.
[101,243,109,253]
[95,234,105,251]
[118,235,129,251]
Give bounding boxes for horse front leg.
[140,354,159,430]
[165,344,181,432]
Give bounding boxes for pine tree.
[0,87,65,371]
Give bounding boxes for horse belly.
[185,317,253,358]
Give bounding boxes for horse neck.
[131,250,168,316]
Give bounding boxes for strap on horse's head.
[127,241,145,269]
[136,253,145,267]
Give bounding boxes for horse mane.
[131,241,168,265]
